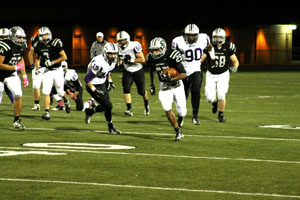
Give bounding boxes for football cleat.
[218,113,226,122]
[13,120,25,130]
[175,129,184,142]
[192,116,200,125]
[41,112,50,120]
[31,104,40,111]
[144,105,150,116]
[125,110,133,116]
[85,108,94,124]
[65,102,71,113]
[51,105,65,111]
[212,101,218,114]
[108,124,121,135]
[177,116,184,127]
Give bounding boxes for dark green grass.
[0,71,300,199]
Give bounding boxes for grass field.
[0,70,300,199]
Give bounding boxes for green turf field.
[0,71,300,199]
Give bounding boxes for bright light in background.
[289,25,297,30]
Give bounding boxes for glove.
[23,75,29,87]
[124,55,134,64]
[30,63,36,70]
[107,82,115,92]
[15,62,24,71]
[150,84,155,96]
[94,89,104,98]
[229,65,238,73]
[45,59,54,67]
[161,72,171,82]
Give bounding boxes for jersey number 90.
[185,48,202,62]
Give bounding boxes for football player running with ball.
[172,23,214,126]
[84,42,121,135]
[34,27,69,120]
[147,37,187,142]
[201,28,239,122]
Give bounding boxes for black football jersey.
[0,39,26,81]
[146,49,186,82]
[204,42,236,74]
[34,38,64,69]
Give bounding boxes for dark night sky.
[1,3,299,29]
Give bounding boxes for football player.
[34,26,69,120]
[0,27,14,104]
[116,31,149,116]
[147,37,187,142]
[0,26,28,129]
[201,28,239,122]
[84,42,121,134]
[172,23,214,126]
[51,61,83,111]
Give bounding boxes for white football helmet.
[9,26,26,46]
[103,42,118,64]
[38,26,52,44]
[0,28,10,40]
[212,28,226,45]
[184,24,199,45]
[116,31,130,49]
[149,37,167,59]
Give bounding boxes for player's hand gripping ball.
[164,68,179,78]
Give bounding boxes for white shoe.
[31,104,40,111]
[144,105,150,116]
[13,120,25,130]
[125,110,133,116]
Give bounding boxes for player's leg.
[31,68,43,110]
[122,71,134,116]
[190,71,202,125]
[42,71,54,120]
[205,71,218,114]
[5,76,25,129]
[134,69,149,115]
[216,71,230,122]
[174,83,187,128]
[54,68,70,113]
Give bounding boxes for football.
[164,68,179,78]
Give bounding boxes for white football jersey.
[87,54,117,85]
[172,34,210,76]
[65,69,78,83]
[118,41,143,72]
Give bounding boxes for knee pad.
[206,95,215,103]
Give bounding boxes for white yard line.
[1,146,300,165]
[0,177,299,199]
[25,127,300,142]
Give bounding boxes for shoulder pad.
[51,38,63,48]
[169,50,183,62]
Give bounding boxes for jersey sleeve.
[133,42,142,53]
[228,42,236,56]
[0,41,11,56]
[169,50,186,74]
[51,38,64,52]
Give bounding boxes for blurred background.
[1,3,300,70]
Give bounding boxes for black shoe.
[218,113,226,122]
[108,123,121,134]
[192,116,200,125]
[65,102,71,113]
[212,101,218,114]
[85,108,94,124]
[175,128,184,142]
[41,112,50,120]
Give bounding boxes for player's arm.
[134,51,145,64]
[84,69,104,97]
[53,50,67,65]
[230,54,239,68]
[171,63,186,81]
[200,53,207,63]
[19,57,29,87]
[0,55,24,71]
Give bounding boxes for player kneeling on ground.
[147,37,187,142]
[84,42,121,134]
[201,28,239,122]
